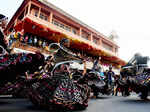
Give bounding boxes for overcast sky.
[1,0,150,62]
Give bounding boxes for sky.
[1,0,150,62]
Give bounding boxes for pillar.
[90,33,93,41]
[99,38,102,46]
[27,2,31,15]
[79,28,82,36]
[38,7,41,18]
[49,12,53,23]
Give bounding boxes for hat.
[0,14,8,22]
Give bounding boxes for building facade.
[4,0,125,68]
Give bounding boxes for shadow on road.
[91,96,112,100]
[0,101,10,105]
[119,98,150,104]
[0,97,13,105]
[27,105,48,111]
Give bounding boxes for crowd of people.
[8,32,51,50]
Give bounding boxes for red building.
[4,0,125,68]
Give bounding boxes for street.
[0,95,150,112]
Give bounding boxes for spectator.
[34,36,37,46]
[28,36,33,45]
[107,66,115,88]
[42,40,46,48]
[9,33,14,47]
[24,35,29,43]
[38,39,42,47]
[92,57,101,73]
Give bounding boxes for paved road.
[0,95,150,112]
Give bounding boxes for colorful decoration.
[14,17,126,67]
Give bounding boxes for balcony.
[24,14,117,56]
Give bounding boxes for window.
[93,37,99,44]
[52,19,78,35]
[44,15,48,21]
[60,23,65,29]
[115,48,118,53]
[39,13,44,19]
[93,38,98,44]
[82,35,89,40]
[34,11,38,17]
[72,29,77,35]
[102,42,113,51]
[82,31,89,40]
[40,13,48,21]
[30,4,39,16]
[52,20,59,26]
[65,26,71,32]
